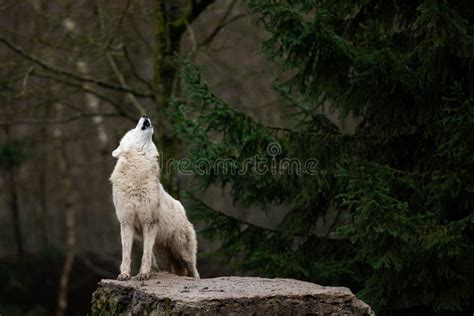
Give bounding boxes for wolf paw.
[136,272,151,280]
[117,273,131,281]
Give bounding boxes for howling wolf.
[110,115,199,280]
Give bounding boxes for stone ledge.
[91,272,375,315]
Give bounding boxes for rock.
[91,272,375,315]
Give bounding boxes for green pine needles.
[170,1,474,314]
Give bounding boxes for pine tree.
[169,1,474,314]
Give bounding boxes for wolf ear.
[112,145,122,158]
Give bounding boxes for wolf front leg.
[117,222,134,281]
[136,223,159,280]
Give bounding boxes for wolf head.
[112,115,158,158]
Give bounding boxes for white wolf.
[110,115,199,280]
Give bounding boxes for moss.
[91,284,131,315]
[91,284,181,315]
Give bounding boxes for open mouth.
[141,118,151,130]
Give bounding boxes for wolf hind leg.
[155,246,188,276]
[153,245,172,273]
[151,254,158,272]
[171,234,200,279]
[170,258,187,276]
[170,251,199,278]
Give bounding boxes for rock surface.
[91,272,375,315]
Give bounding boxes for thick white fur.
[110,117,199,280]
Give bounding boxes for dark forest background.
[0,1,473,315]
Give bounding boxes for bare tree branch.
[188,0,216,24]
[200,13,247,48]
[104,0,133,50]
[105,52,147,114]
[0,112,122,126]
[32,71,136,121]
[94,1,147,115]
[18,67,34,97]
[165,0,216,42]
[198,0,241,47]
[0,1,20,11]
[122,45,153,90]
[125,12,154,52]
[0,35,154,99]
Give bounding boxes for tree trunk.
[7,169,23,257]
[152,0,188,195]
[55,105,77,316]
[3,127,24,257]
